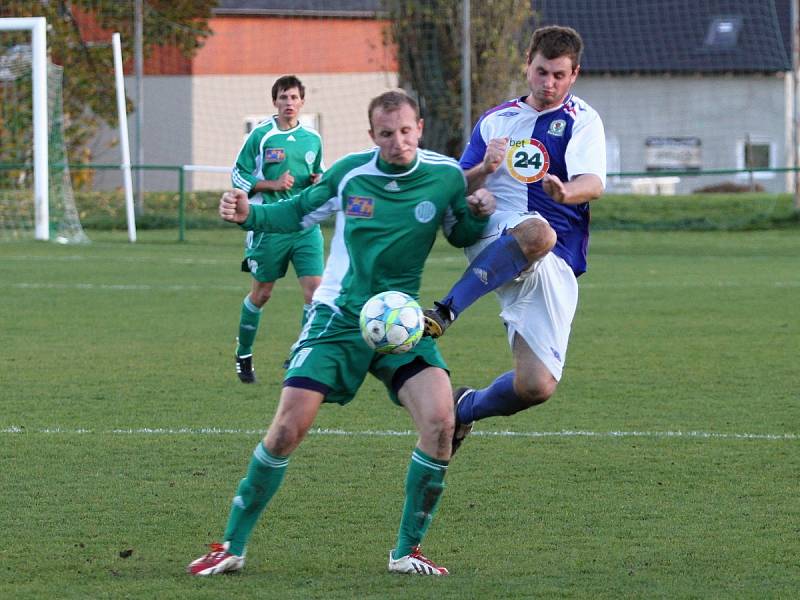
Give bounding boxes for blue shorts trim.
[391,357,431,395]
[284,376,331,397]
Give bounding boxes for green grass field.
[1,227,798,598]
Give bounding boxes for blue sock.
[457,371,525,422]
[440,233,529,318]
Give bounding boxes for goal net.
[1,3,793,236]
[0,28,88,243]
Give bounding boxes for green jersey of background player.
[230,75,325,384]
[187,90,496,577]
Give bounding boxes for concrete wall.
[93,72,790,194]
[568,73,790,193]
[92,71,397,192]
[92,76,193,192]
[89,12,397,193]
[188,71,398,190]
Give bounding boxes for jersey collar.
[519,94,572,116]
[375,150,420,174]
[272,115,302,132]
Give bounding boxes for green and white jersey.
[231,116,324,205]
[241,147,489,316]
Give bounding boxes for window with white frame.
[736,137,775,180]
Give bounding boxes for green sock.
[223,442,288,556]
[392,448,448,559]
[236,296,262,357]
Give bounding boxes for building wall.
[186,15,399,190]
[92,76,194,192]
[189,71,398,190]
[90,11,791,195]
[194,16,396,74]
[91,14,399,192]
[571,73,789,193]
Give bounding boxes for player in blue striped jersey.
[423,26,607,452]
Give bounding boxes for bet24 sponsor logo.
[506,138,550,183]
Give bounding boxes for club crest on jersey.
[264,148,285,163]
[414,200,436,223]
[305,150,316,164]
[506,138,550,184]
[547,119,566,137]
[345,195,374,218]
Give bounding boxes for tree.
[384,0,532,157]
[0,1,215,187]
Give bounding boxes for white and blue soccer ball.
[359,291,424,354]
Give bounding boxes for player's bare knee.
[513,375,556,408]
[434,413,456,441]
[299,286,315,304]
[436,426,454,455]
[300,283,320,303]
[419,413,455,452]
[510,219,556,262]
[251,290,272,307]
[265,422,304,455]
[438,424,455,455]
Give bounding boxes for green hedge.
[73,190,800,231]
[75,190,222,230]
[592,193,800,230]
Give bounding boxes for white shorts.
[466,211,578,381]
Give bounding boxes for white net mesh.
[531,0,793,195]
[0,40,88,243]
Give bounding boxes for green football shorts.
[242,225,324,283]
[284,302,448,406]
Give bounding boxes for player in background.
[230,75,325,383]
[187,91,495,577]
[423,25,606,453]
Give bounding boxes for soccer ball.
[359,291,424,354]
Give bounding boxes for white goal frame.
[0,17,48,240]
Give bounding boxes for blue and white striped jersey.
[460,94,606,276]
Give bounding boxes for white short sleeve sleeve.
[565,111,607,188]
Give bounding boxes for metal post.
[178,166,186,242]
[2,18,53,240]
[31,18,49,239]
[745,133,755,191]
[134,0,145,215]
[793,0,800,209]
[112,33,137,242]
[461,0,471,151]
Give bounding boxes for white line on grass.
[7,282,248,292]
[1,426,796,441]
[6,279,798,292]
[1,255,230,265]
[1,255,465,265]
[581,280,800,289]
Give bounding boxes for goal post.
[0,17,47,240]
[1,16,87,243]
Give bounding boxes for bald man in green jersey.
[188,90,495,577]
